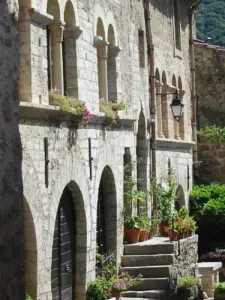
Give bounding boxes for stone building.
[18,0,195,299]
[0,1,24,299]
[195,40,225,184]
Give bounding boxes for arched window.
[155,68,164,138]
[107,24,118,102]
[95,18,108,101]
[172,74,180,140]
[63,0,80,98]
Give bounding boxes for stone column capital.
[49,22,65,42]
[108,45,121,57]
[179,89,185,98]
[64,25,83,39]
[94,36,109,58]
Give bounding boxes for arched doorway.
[136,111,148,213]
[175,185,185,211]
[23,197,37,299]
[97,166,117,257]
[51,182,87,300]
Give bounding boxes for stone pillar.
[49,22,64,94]
[63,26,82,98]
[167,85,176,139]
[95,37,109,101]
[155,80,164,138]
[179,89,186,140]
[161,84,170,138]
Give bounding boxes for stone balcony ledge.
[157,137,195,149]
[19,101,136,128]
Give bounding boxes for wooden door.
[51,187,75,300]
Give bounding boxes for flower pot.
[139,230,149,242]
[124,228,140,244]
[111,290,121,300]
[214,291,225,300]
[167,229,179,241]
[148,230,152,239]
[159,220,169,237]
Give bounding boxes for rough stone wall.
[18,0,194,299]
[195,43,225,183]
[0,1,24,299]
[169,235,199,300]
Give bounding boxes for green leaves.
[198,125,225,143]
[197,0,225,46]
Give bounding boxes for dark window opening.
[138,29,145,68]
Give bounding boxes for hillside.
[196,0,225,46]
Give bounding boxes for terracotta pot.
[139,230,149,242]
[214,291,225,300]
[159,220,169,237]
[124,228,140,244]
[111,290,121,300]
[168,229,180,241]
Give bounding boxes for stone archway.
[136,110,148,213]
[23,196,37,299]
[51,181,87,300]
[175,184,186,211]
[97,166,117,256]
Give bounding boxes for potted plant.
[213,282,225,300]
[124,216,140,244]
[135,214,150,242]
[150,168,177,237]
[177,276,200,300]
[110,273,141,300]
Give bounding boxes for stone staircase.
[120,238,175,300]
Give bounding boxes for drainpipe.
[144,0,157,216]
[189,0,202,167]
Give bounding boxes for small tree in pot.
[214,282,225,300]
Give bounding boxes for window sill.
[19,102,136,127]
[156,137,195,149]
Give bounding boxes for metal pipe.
[189,0,202,162]
[144,0,157,215]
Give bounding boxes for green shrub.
[178,276,198,288]
[25,294,33,300]
[86,278,111,300]
[213,282,225,293]
[190,184,225,245]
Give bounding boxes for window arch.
[155,68,164,138]
[107,24,119,102]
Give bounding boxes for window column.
[63,26,82,98]
[155,80,164,138]
[95,37,109,101]
[107,45,121,102]
[49,22,64,94]
[161,84,170,138]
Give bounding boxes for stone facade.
[195,42,225,183]
[0,1,24,299]
[169,235,199,300]
[18,0,195,299]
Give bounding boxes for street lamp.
[170,90,184,122]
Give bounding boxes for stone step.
[121,254,174,267]
[133,278,168,291]
[122,290,166,299]
[120,265,171,278]
[124,243,174,256]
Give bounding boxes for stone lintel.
[198,261,222,272]
[157,137,195,149]
[19,102,135,127]
[29,8,53,27]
